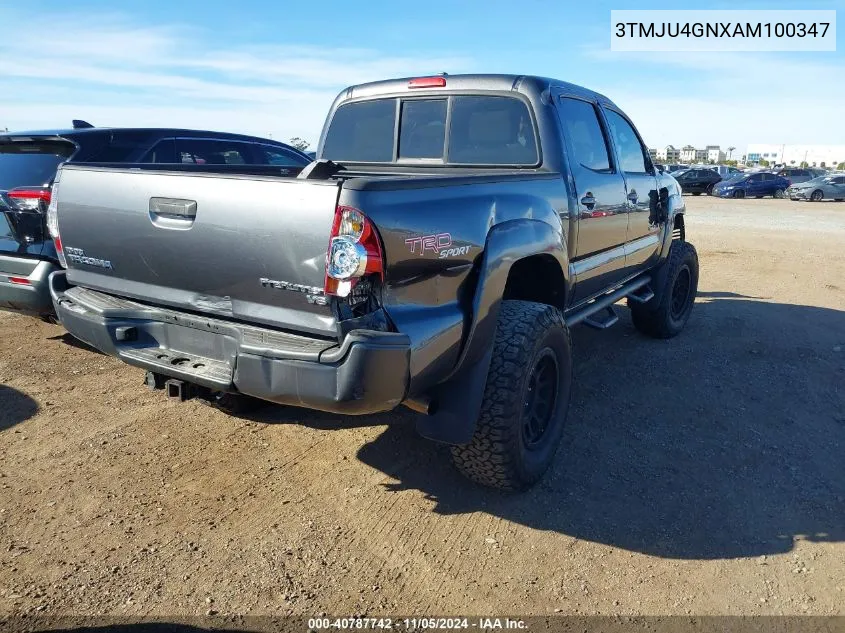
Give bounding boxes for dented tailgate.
[55,165,342,337]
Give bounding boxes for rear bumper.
[50,272,410,415]
[0,256,59,317]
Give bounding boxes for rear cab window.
[322,95,538,166]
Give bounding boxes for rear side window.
[177,139,249,165]
[144,139,176,163]
[322,95,538,166]
[0,141,74,190]
[87,132,155,162]
[603,109,648,174]
[322,100,396,162]
[258,146,310,167]
[558,98,611,172]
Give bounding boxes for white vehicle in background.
[708,165,743,179]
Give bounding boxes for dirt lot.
[1,196,843,621]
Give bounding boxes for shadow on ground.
[0,384,39,430]
[350,294,845,560]
[48,331,106,355]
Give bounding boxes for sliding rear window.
[322,95,538,166]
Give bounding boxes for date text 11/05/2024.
[307,617,527,630]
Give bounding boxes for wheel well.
[502,255,565,309]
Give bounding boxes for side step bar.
[583,306,619,330]
[566,276,652,329]
[627,285,655,304]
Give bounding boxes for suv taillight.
[324,205,383,297]
[7,188,51,213]
[45,172,67,268]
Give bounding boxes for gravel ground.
[0,196,843,622]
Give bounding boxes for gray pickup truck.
[48,74,698,490]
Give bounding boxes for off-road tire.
[628,241,699,339]
[450,301,572,491]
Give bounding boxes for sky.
[1,0,842,154]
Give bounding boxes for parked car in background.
[774,168,817,185]
[712,172,790,199]
[787,174,845,201]
[709,165,742,178]
[674,168,722,195]
[665,164,685,173]
[1,124,311,320]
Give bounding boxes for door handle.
[149,197,197,230]
[580,193,596,208]
[150,197,197,218]
[627,191,638,203]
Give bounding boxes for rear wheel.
[811,190,824,202]
[706,184,715,195]
[628,241,699,339]
[773,188,784,199]
[451,301,572,491]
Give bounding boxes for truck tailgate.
[56,166,341,337]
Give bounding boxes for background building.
[680,145,696,162]
[656,145,681,162]
[706,146,726,163]
[745,144,845,168]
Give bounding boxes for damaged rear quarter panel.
[340,175,569,396]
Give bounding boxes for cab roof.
[337,73,618,109]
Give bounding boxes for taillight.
[45,173,67,268]
[324,205,383,297]
[7,188,51,213]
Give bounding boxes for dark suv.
[674,168,722,195]
[0,124,311,320]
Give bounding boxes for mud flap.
[415,346,493,445]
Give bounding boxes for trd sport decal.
[405,233,472,259]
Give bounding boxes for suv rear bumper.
[0,255,59,317]
[50,272,410,415]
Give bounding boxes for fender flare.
[649,187,685,305]
[416,218,570,445]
